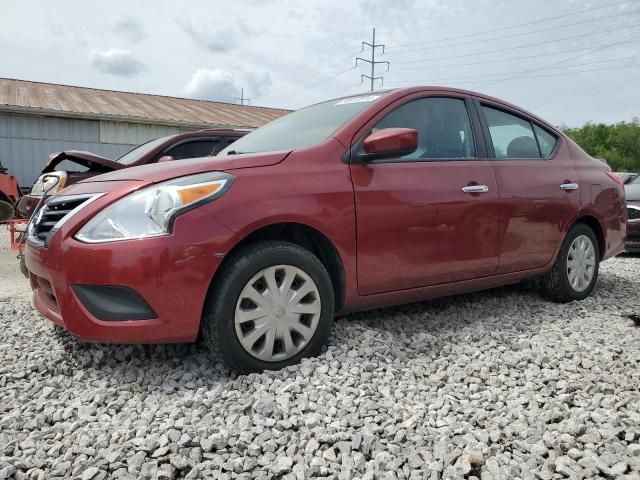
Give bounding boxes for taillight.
[605,171,624,185]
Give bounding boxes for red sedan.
[25,87,627,372]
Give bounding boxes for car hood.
[78,150,291,184]
[625,184,640,202]
[43,151,125,174]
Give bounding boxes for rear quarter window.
[481,106,540,159]
[533,124,558,158]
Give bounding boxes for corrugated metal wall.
[0,113,192,187]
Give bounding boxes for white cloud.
[88,48,145,76]
[183,69,239,102]
[183,68,274,103]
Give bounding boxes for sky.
[0,0,638,127]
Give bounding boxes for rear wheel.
[202,241,335,373]
[539,223,600,302]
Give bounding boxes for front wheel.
[202,241,335,373]
[539,223,600,303]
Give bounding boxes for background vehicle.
[625,175,640,252]
[0,161,21,222]
[614,172,639,184]
[25,87,626,372]
[16,128,247,218]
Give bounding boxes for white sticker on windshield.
[335,95,380,105]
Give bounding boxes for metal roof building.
[0,78,289,187]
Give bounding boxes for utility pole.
[356,28,389,92]
[234,88,250,105]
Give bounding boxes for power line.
[470,62,640,84]
[387,55,638,84]
[384,62,640,87]
[262,50,360,103]
[387,0,633,50]
[479,32,640,87]
[392,43,628,72]
[356,28,390,91]
[387,8,639,54]
[383,33,640,87]
[392,23,640,65]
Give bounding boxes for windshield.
[631,174,640,184]
[218,93,387,155]
[116,135,174,165]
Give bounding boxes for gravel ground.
[1,226,640,480]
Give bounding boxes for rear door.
[350,94,501,295]
[474,100,579,273]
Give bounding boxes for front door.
[350,96,501,295]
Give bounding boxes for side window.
[481,106,540,159]
[533,124,557,158]
[372,97,476,160]
[165,139,219,160]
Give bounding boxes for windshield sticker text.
[335,95,380,106]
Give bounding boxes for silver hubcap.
[567,234,596,292]
[235,265,321,362]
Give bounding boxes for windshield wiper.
[225,150,247,155]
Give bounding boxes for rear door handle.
[560,183,579,190]
[462,185,489,193]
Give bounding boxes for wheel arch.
[207,221,346,314]
[572,214,605,259]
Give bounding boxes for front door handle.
[560,182,579,190]
[462,185,489,193]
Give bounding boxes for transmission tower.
[234,88,250,105]
[356,28,389,91]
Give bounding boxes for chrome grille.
[628,207,640,221]
[28,194,99,246]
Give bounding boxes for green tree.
[562,118,640,172]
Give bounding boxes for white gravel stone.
[1,229,640,478]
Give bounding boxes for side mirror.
[360,128,418,161]
[158,155,174,163]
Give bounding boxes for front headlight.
[30,172,68,196]
[75,172,234,243]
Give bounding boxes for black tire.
[539,223,600,303]
[19,255,29,278]
[201,241,335,373]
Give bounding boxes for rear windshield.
[116,135,174,165]
[218,94,388,155]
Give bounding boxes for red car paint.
[25,87,627,344]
